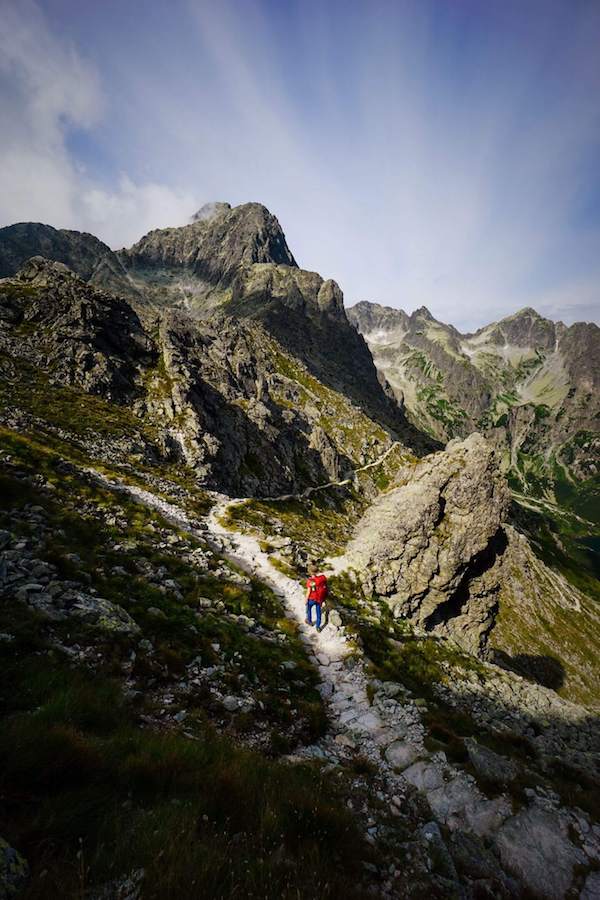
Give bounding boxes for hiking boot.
[316,624,325,633]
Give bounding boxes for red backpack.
[307,573,328,604]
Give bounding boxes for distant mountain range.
[349,301,600,523]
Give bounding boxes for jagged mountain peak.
[347,301,410,336]
[411,304,436,321]
[509,305,542,319]
[118,201,298,312]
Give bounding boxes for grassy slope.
[0,427,380,898]
[1,638,366,900]
[0,351,212,518]
[267,341,391,466]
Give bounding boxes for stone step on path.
[86,471,600,899]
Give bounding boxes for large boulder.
[494,805,586,899]
[341,433,511,651]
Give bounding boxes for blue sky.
[1,0,599,329]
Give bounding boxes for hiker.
[305,564,328,632]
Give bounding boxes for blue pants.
[306,600,322,628]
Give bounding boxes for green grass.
[0,352,148,438]
[268,555,298,578]
[0,428,325,739]
[268,342,390,465]
[0,355,212,516]
[414,385,468,435]
[222,490,367,561]
[0,425,370,897]
[329,573,600,819]
[220,446,416,564]
[511,499,600,598]
[0,644,370,900]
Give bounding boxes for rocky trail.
[260,439,402,502]
[87,467,600,899]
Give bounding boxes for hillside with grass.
[1,207,599,899]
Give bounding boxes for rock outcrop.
[341,434,510,650]
[0,258,401,496]
[0,222,140,301]
[0,257,155,401]
[339,431,600,707]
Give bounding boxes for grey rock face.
[119,202,297,311]
[118,201,422,440]
[16,580,140,635]
[0,257,156,402]
[581,871,600,899]
[385,740,420,770]
[342,433,510,649]
[230,264,424,441]
[0,222,139,300]
[191,201,232,223]
[464,738,518,786]
[0,257,403,497]
[348,301,488,439]
[0,205,428,454]
[494,805,587,899]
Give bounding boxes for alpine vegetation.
[0,200,599,900]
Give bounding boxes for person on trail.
[305,564,328,632]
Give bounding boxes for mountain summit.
[119,202,298,311]
[190,201,232,222]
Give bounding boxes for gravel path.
[84,467,600,897]
[88,469,514,840]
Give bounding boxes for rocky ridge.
[0,222,140,302]
[0,257,406,497]
[349,300,600,503]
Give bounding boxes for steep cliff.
[0,258,400,496]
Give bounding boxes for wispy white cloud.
[0,0,195,245]
[82,176,196,249]
[0,0,599,327]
